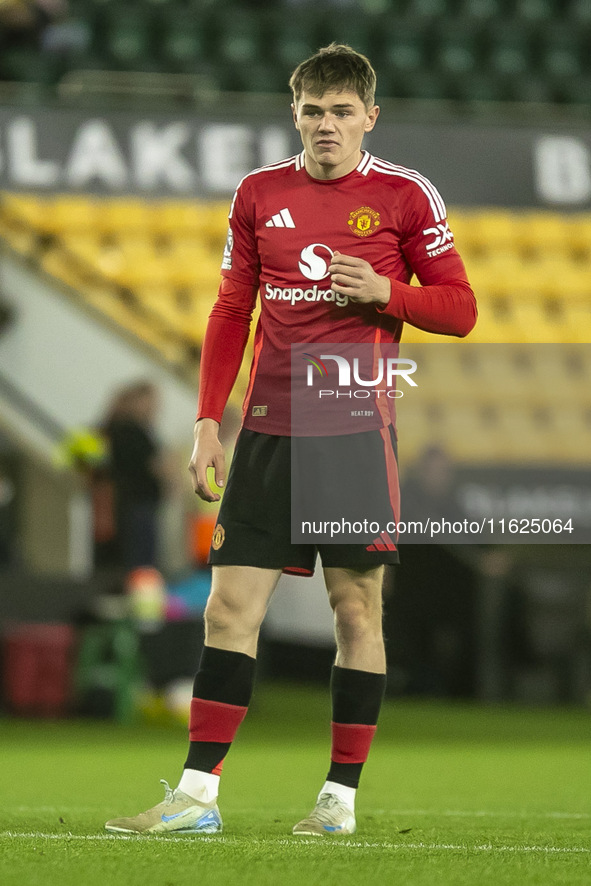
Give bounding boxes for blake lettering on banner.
[0,107,589,206]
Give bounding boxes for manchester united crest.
[348,206,381,237]
[211,523,225,551]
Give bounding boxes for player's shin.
[177,646,256,801]
[322,665,387,805]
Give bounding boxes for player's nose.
[318,113,336,131]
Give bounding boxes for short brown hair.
[289,43,377,110]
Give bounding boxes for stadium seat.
[557,75,591,105]
[524,259,589,301]
[452,72,507,103]
[95,199,154,235]
[159,12,210,72]
[510,0,558,23]
[218,61,282,95]
[329,11,379,60]
[564,0,591,26]
[486,22,534,79]
[61,233,104,268]
[135,284,204,341]
[466,251,530,298]
[562,305,591,343]
[379,22,428,77]
[385,69,451,101]
[454,0,506,23]
[536,23,585,83]
[565,214,591,256]
[104,8,153,70]
[507,74,556,103]
[457,209,520,255]
[433,25,483,78]
[150,201,208,237]
[513,212,575,255]
[215,8,263,65]
[48,197,100,235]
[0,48,61,85]
[0,194,54,231]
[41,245,87,290]
[510,301,558,342]
[269,8,322,72]
[202,203,231,249]
[404,0,449,21]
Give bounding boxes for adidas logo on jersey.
[265,208,295,228]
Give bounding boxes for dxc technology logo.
[423,222,454,257]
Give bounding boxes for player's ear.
[291,103,300,130]
[365,105,380,133]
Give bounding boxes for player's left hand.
[329,252,391,306]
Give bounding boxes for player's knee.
[204,590,262,638]
[333,597,381,642]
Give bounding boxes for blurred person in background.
[102,381,165,572]
[106,43,475,840]
[0,467,16,567]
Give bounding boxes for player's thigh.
[323,565,385,618]
[207,564,283,628]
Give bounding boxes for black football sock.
[184,645,256,775]
[326,665,387,789]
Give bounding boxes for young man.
[105,43,476,838]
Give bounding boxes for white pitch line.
[12,806,591,821]
[371,809,591,821]
[1,832,590,854]
[14,806,104,813]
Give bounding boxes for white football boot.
[292,793,356,836]
[105,779,222,835]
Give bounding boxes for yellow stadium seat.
[94,199,153,235]
[514,212,576,256]
[0,216,39,254]
[546,406,591,463]
[49,197,99,234]
[1,193,53,230]
[40,247,85,290]
[567,215,591,256]
[151,201,208,236]
[446,210,477,257]
[468,210,521,255]
[201,202,231,250]
[561,305,591,343]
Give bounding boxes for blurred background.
[0,0,590,725]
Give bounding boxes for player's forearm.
[196,314,251,422]
[196,278,257,422]
[378,278,477,337]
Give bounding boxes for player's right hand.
[188,419,226,502]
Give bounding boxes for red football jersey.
[216,149,473,435]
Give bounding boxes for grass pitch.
[1,683,590,886]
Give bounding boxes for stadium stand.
[0,194,589,464]
[0,0,590,106]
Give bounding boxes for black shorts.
[209,428,400,576]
